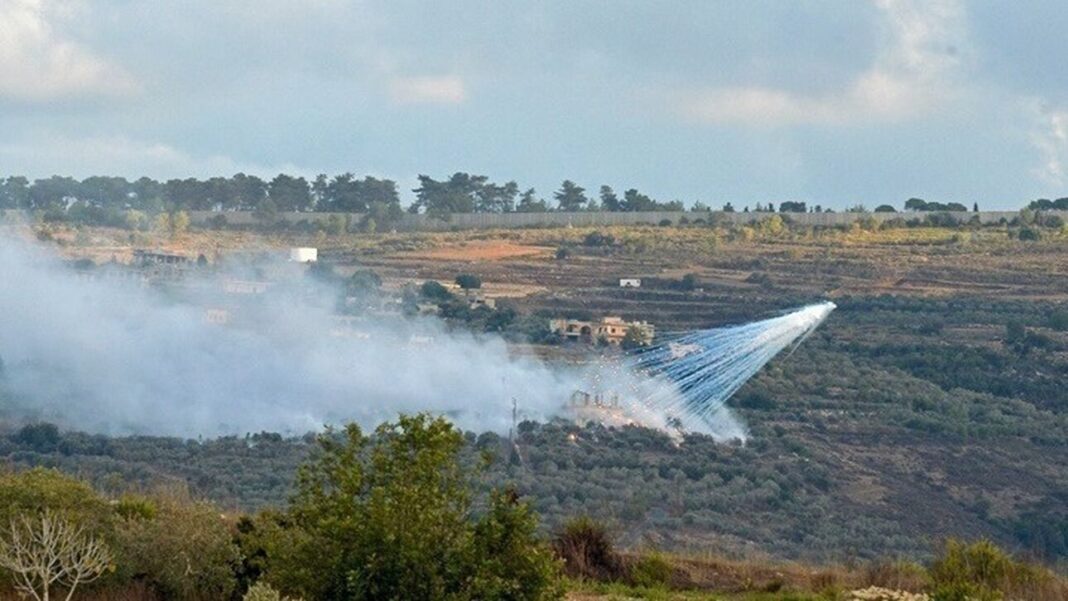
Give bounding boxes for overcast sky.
[2,0,1067,209]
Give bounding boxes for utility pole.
[509,396,517,445]
[508,396,524,470]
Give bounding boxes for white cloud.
[0,135,307,179]
[678,0,965,126]
[0,0,138,101]
[388,75,466,105]
[1029,104,1068,187]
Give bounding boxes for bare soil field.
[398,239,555,261]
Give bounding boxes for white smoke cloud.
[0,235,580,436]
[0,235,773,442]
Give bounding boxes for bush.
[455,273,482,290]
[114,493,239,600]
[420,280,453,300]
[678,273,698,291]
[583,231,615,247]
[928,539,1062,601]
[627,551,673,588]
[554,246,571,260]
[467,488,564,601]
[1018,227,1040,241]
[551,517,623,581]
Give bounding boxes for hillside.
[2,219,1067,563]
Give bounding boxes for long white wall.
[184,209,1061,230]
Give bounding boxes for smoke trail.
[630,303,836,437]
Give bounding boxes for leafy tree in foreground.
[253,414,561,601]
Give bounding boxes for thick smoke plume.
[0,235,825,442]
[0,235,587,436]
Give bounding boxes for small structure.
[619,278,642,288]
[569,390,621,408]
[549,316,655,345]
[289,247,318,263]
[133,250,189,266]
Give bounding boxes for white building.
[289,247,318,263]
[619,278,642,288]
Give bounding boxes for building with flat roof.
[549,316,654,345]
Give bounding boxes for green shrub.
[628,551,673,588]
[1018,227,1040,241]
[114,493,239,600]
[928,539,1060,601]
[113,495,157,521]
[467,488,564,601]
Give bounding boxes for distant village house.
[619,278,642,288]
[289,247,318,263]
[549,316,654,345]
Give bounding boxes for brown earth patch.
[400,240,553,262]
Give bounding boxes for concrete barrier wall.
[183,209,1063,230]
